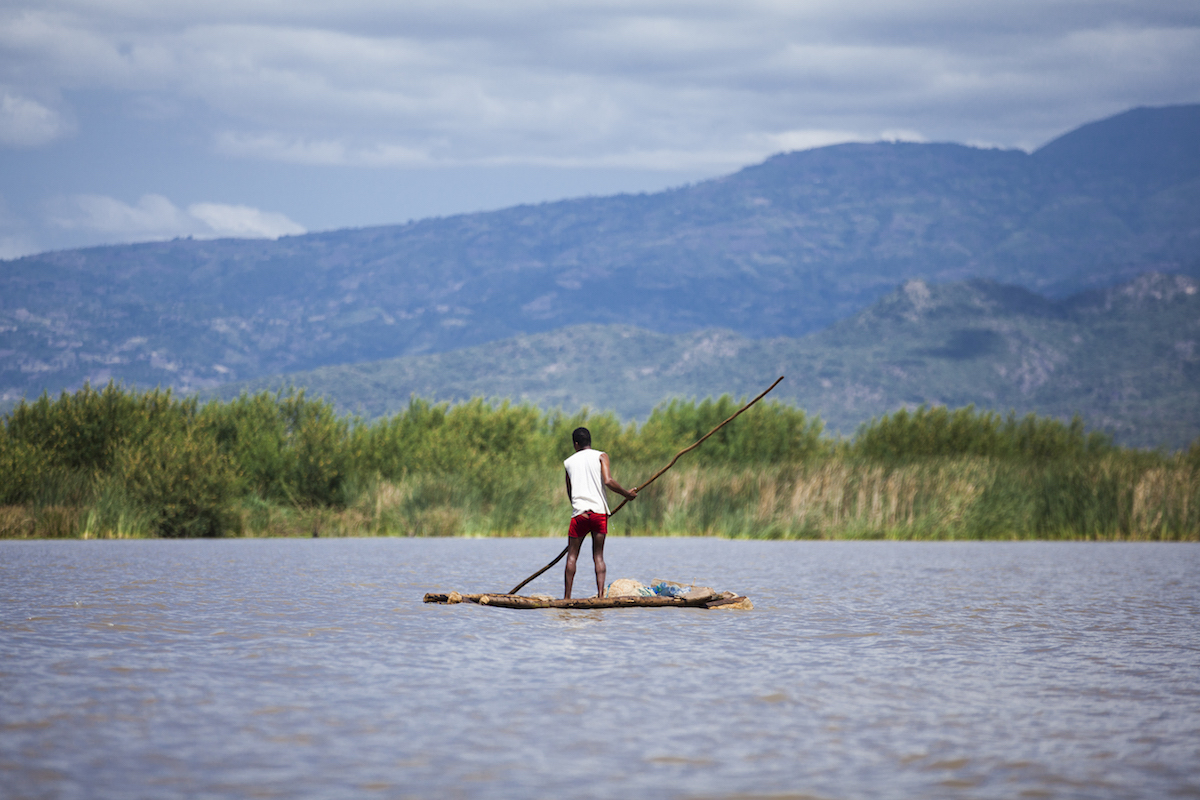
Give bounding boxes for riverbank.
[3,459,1195,541]
[3,384,1197,540]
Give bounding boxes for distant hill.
[218,273,1200,450]
[3,104,1199,406]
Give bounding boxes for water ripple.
[2,538,1197,799]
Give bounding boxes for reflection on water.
[2,538,1197,799]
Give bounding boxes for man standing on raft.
[563,427,638,599]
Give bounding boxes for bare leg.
[592,533,607,598]
[564,536,584,599]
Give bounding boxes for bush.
[637,396,828,464]
[3,383,190,478]
[202,389,352,506]
[117,426,239,537]
[1,385,1194,539]
[853,405,1113,462]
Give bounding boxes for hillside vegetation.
[3,105,1199,405]
[220,272,1200,449]
[2,384,1196,541]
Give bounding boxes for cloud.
[1,1,1198,257]
[214,131,433,167]
[188,202,306,238]
[47,193,305,242]
[759,129,870,152]
[49,193,191,236]
[1,1,1196,167]
[0,89,68,146]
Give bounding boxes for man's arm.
[565,470,572,503]
[599,453,637,500]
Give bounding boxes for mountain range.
[3,104,1199,445]
[216,272,1200,449]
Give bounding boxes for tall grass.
[610,458,1197,540]
[1,384,1196,540]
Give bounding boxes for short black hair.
[572,427,591,447]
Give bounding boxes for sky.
[1,0,1198,258]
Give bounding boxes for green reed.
[1,383,1196,539]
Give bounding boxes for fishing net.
[606,578,716,599]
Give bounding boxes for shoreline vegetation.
[1,383,1197,541]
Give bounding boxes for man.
[563,426,637,599]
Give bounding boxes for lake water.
[2,538,1198,799]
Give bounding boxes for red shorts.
[568,511,608,539]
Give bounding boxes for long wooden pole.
[507,376,785,595]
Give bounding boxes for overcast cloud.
[1,0,1198,255]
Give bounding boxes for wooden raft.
[424,589,752,610]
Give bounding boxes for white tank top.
[564,448,610,517]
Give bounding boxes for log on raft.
[423,589,753,610]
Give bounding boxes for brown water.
[2,538,1198,799]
